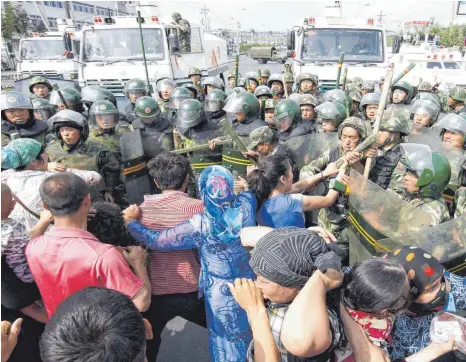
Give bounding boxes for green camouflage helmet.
[418,81,433,92]
[51,109,89,140]
[392,80,414,104]
[434,113,466,143]
[338,117,367,140]
[323,89,346,105]
[267,73,284,88]
[28,76,53,93]
[264,98,277,110]
[81,86,113,105]
[315,101,346,127]
[410,92,441,109]
[89,100,119,129]
[176,99,203,130]
[352,77,364,87]
[254,85,273,99]
[223,92,260,117]
[124,78,148,99]
[361,81,375,92]
[379,114,410,136]
[298,72,318,89]
[299,94,318,108]
[349,90,363,103]
[31,98,55,121]
[400,143,451,198]
[1,91,33,111]
[204,88,226,112]
[99,88,117,106]
[247,126,276,150]
[283,72,294,83]
[228,71,242,80]
[49,88,81,107]
[172,12,182,21]
[134,96,162,123]
[260,68,271,77]
[274,99,302,131]
[448,86,466,103]
[169,87,191,110]
[188,67,202,77]
[359,92,381,111]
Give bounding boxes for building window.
[72,2,94,14]
[48,17,58,29]
[44,1,63,8]
[96,7,113,16]
[29,15,44,27]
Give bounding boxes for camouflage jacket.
[387,159,408,200]
[89,124,132,154]
[175,19,191,52]
[300,146,349,235]
[46,139,121,193]
[454,187,466,218]
[401,195,451,231]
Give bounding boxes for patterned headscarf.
[198,166,243,240]
[1,138,42,169]
[250,227,341,289]
[383,245,444,298]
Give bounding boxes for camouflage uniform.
[454,187,466,218]
[172,12,191,52]
[46,139,120,201]
[400,195,451,231]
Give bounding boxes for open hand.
[47,162,67,172]
[228,278,265,315]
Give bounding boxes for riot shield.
[285,132,340,168]
[188,128,226,175]
[376,215,466,273]
[120,130,152,205]
[140,129,174,160]
[404,129,464,204]
[347,169,433,264]
[15,77,80,95]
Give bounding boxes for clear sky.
[152,0,459,32]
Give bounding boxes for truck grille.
[320,80,338,92]
[86,79,130,96]
[21,71,60,79]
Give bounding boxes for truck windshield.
[20,39,66,60]
[83,28,164,61]
[301,29,384,63]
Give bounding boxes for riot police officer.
[274,99,312,141]
[411,99,440,128]
[314,101,346,133]
[31,98,56,122]
[434,113,466,152]
[299,94,319,132]
[188,67,204,101]
[391,80,414,105]
[244,71,260,93]
[167,87,191,123]
[123,78,148,123]
[204,89,227,126]
[260,68,271,86]
[227,70,242,89]
[267,73,286,100]
[447,86,466,114]
[49,88,85,113]
[359,92,380,124]
[156,78,177,114]
[29,76,53,100]
[1,91,48,146]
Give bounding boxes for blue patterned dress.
[127,166,257,362]
[389,272,466,360]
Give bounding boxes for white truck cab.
[287,5,391,91]
[16,19,78,80]
[78,5,228,96]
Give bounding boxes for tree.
[32,23,48,34]
[1,2,30,41]
[1,2,17,41]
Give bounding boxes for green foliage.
[426,23,466,50]
[1,2,29,41]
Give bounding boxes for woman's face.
[254,274,299,303]
[414,277,443,304]
[59,126,81,145]
[280,165,294,193]
[4,108,30,123]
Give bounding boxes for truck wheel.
[263,59,268,64]
[282,59,287,64]
[257,59,263,64]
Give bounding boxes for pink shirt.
[25,227,143,317]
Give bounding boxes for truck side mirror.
[168,31,180,53]
[287,30,294,51]
[63,33,72,52]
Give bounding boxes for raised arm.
[301,189,339,212]
[123,205,200,251]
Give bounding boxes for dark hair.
[342,258,411,316]
[40,287,146,362]
[147,152,190,191]
[40,172,88,216]
[87,202,134,247]
[247,154,290,208]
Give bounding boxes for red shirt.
[139,191,204,295]
[25,227,143,317]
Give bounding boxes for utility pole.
[34,2,51,31]
[376,10,386,27]
[200,4,209,32]
[237,21,241,55]
[64,1,72,19]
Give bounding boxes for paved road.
[155,56,290,362]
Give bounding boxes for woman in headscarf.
[386,246,465,362]
[122,165,257,362]
[229,227,344,362]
